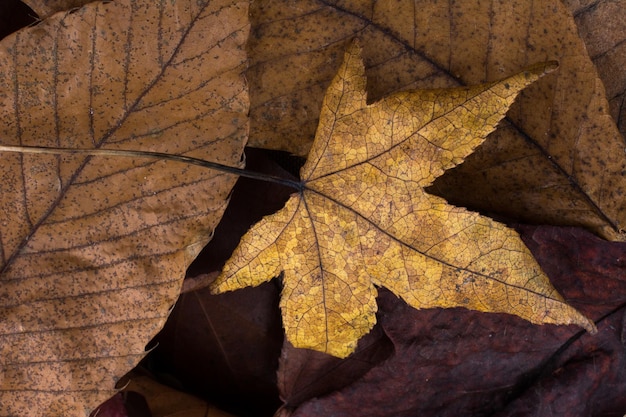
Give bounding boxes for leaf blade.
[0,1,249,415]
[247,0,626,240]
[214,41,594,359]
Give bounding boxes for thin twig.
[0,144,302,190]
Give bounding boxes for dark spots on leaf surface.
[504,83,510,90]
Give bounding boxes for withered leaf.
[124,375,238,417]
[564,0,626,139]
[247,0,626,241]
[21,0,90,18]
[212,41,595,358]
[0,1,248,415]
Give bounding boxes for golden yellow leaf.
[212,40,596,359]
[0,1,248,415]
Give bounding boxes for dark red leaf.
[278,322,393,410]
[285,226,626,417]
[90,394,129,417]
[145,149,296,417]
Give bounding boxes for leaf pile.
[279,225,626,417]
[1,1,625,416]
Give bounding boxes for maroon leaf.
[284,226,626,417]
[278,323,393,411]
[90,394,129,417]
[146,149,295,416]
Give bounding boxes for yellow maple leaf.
[211,40,596,358]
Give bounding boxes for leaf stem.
[0,145,303,190]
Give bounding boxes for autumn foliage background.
[0,1,626,417]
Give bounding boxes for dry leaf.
[212,41,595,359]
[21,0,92,18]
[564,0,626,139]
[246,0,626,241]
[124,375,237,417]
[153,275,283,417]
[0,1,248,415]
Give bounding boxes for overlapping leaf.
[0,1,248,415]
[247,0,626,241]
[212,41,595,358]
[21,0,88,18]
[286,226,626,416]
[564,0,626,138]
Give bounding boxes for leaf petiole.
[0,144,303,191]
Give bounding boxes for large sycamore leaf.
[0,1,248,416]
[212,41,595,359]
[246,0,626,241]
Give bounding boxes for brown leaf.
[124,375,237,417]
[213,40,594,358]
[247,0,626,240]
[0,1,249,415]
[564,0,626,140]
[21,0,91,18]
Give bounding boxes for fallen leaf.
[247,0,626,241]
[0,0,248,415]
[286,226,626,417]
[124,375,238,417]
[21,0,90,18]
[212,40,595,359]
[150,276,283,417]
[277,324,392,411]
[563,0,626,139]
